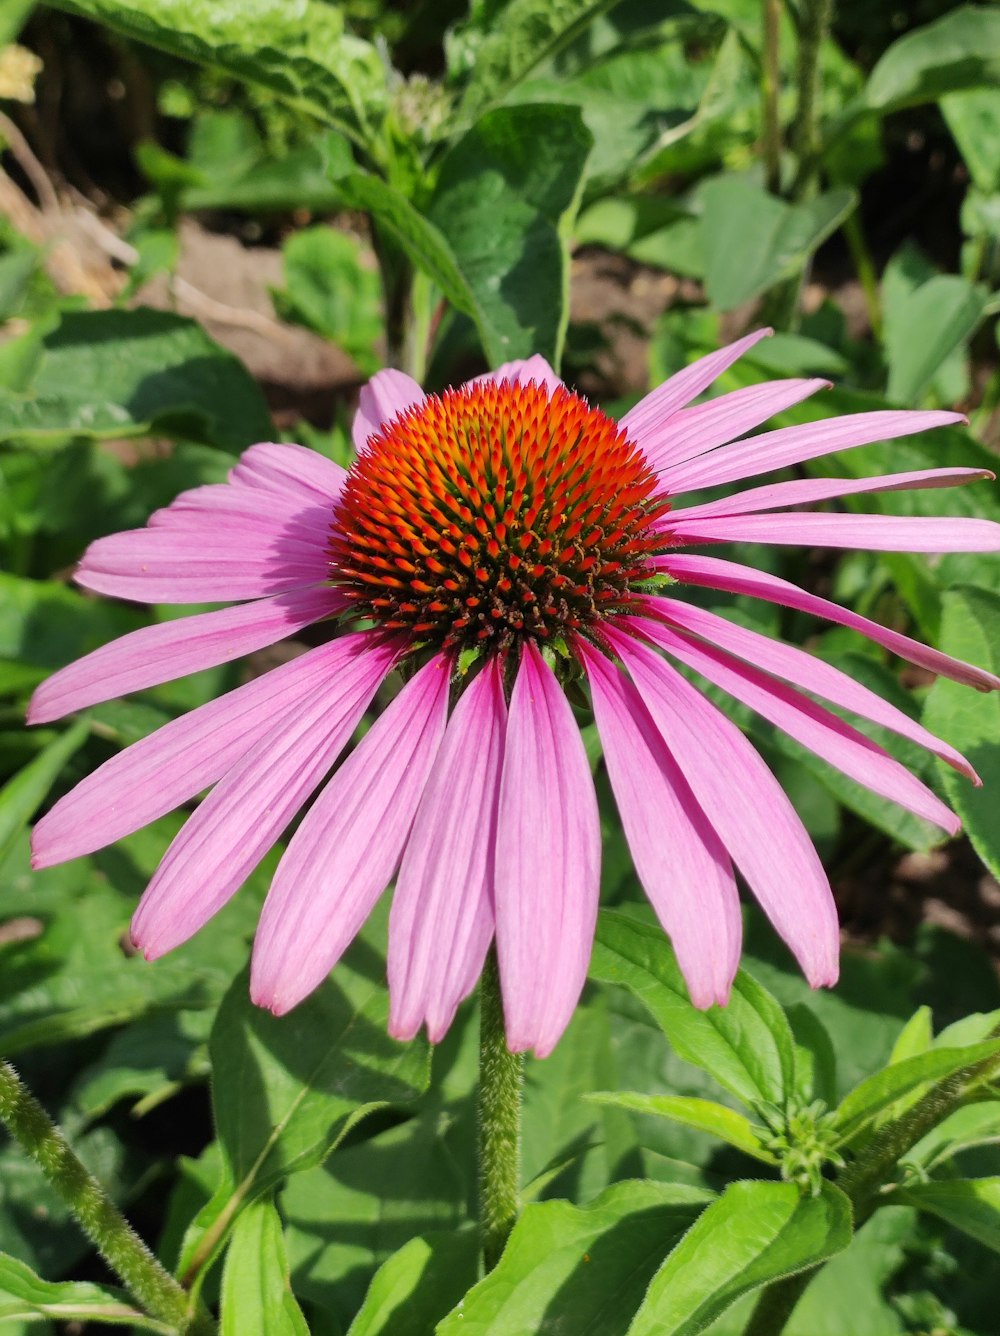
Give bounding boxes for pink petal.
[388,660,506,1044]
[352,370,425,453]
[148,483,321,529]
[31,636,363,868]
[251,655,450,1015]
[637,618,959,835]
[130,634,398,958]
[606,625,840,989]
[581,642,741,1007]
[674,467,994,521]
[471,355,562,394]
[635,379,830,473]
[661,410,963,493]
[29,587,341,724]
[76,519,332,604]
[620,329,773,439]
[669,511,1000,552]
[661,553,1000,693]
[495,642,601,1059]
[228,442,347,503]
[644,596,977,779]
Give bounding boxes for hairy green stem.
[743,1031,1000,1336]
[761,0,783,196]
[0,1062,214,1335]
[790,0,834,202]
[477,949,523,1271]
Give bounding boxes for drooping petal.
[29,586,342,724]
[581,642,741,1006]
[661,409,963,493]
[472,355,562,395]
[76,520,332,604]
[252,655,450,1015]
[606,625,840,989]
[388,659,506,1044]
[644,595,977,779]
[353,370,426,453]
[130,634,398,959]
[673,467,994,521]
[31,637,362,868]
[495,641,601,1058]
[659,553,1000,693]
[227,441,348,504]
[634,379,830,473]
[637,618,959,834]
[620,329,773,439]
[668,511,1000,551]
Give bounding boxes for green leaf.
[907,1101,1000,1172]
[0,721,87,864]
[942,88,1000,192]
[700,177,856,311]
[435,1180,712,1335]
[899,1177,1000,1254]
[428,104,592,367]
[888,1007,934,1065]
[0,309,272,451]
[924,587,1000,883]
[458,0,622,118]
[208,961,430,1201]
[44,0,386,146]
[626,1181,852,1336]
[277,226,381,375]
[585,1092,775,1163]
[590,909,798,1109]
[346,1231,479,1336]
[834,1040,1000,1143]
[863,5,1000,113]
[884,268,987,405]
[0,1250,169,1331]
[220,1196,308,1336]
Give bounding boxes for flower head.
[29,333,1000,1056]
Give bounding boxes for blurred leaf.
[628,1181,852,1336]
[0,310,272,451]
[0,250,40,323]
[700,178,856,311]
[0,1251,165,1331]
[0,721,86,864]
[575,197,703,277]
[220,1196,308,1336]
[899,1177,1000,1254]
[883,262,987,405]
[428,104,592,367]
[71,1010,210,1121]
[346,1231,479,1336]
[277,227,381,374]
[942,88,1000,193]
[585,1092,775,1163]
[0,0,33,45]
[924,587,1000,882]
[862,5,1000,113]
[591,909,797,1109]
[435,1180,712,1335]
[45,0,387,145]
[889,1006,934,1065]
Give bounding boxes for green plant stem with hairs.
[0,1061,216,1335]
[743,1029,1000,1336]
[761,0,783,196]
[477,948,524,1272]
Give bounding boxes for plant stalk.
[0,1061,214,1335]
[762,0,783,196]
[477,948,523,1272]
[790,0,834,203]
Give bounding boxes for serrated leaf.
[590,909,797,1109]
[0,721,87,864]
[899,1177,1000,1254]
[220,1196,308,1336]
[586,1092,775,1163]
[627,1181,852,1336]
[924,587,1000,883]
[436,1180,712,1335]
[0,309,272,451]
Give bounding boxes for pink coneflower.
[29,331,1000,1057]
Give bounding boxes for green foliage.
[277,227,382,374]
[220,1197,308,1335]
[0,1251,168,1330]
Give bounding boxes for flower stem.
[761,0,783,196]
[789,0,834,203]
[477,948,523,1271]
[0,1061,214,1335]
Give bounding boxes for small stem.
[0,1062,214,1335]
[762,0,783,196]
[477,949,523,1271]
[789,0,834,203]
[842,210,882,339]
[743,1031,1000,1336]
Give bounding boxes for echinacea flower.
[29,330,1000,1057]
